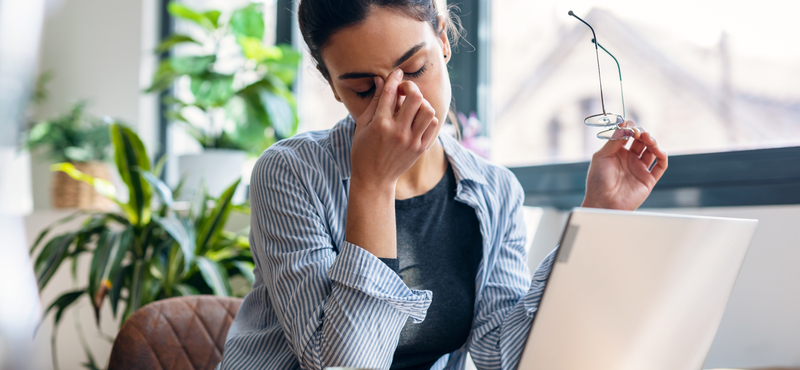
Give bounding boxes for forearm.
[345,178,397,258]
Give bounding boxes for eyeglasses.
[569,11,634,140]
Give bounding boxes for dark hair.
[298,0,465,137]
[298,0,461,81]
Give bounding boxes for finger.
[640,149,656,168]
[629,136,647,157]
[639,132,668,179]
[359,76,385,124]
[396,81,424,127]
[376,69,404,118]
[420,116,439,147]
[411,98,436,138]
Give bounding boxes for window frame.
[510,146,800,209]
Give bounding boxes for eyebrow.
[338,42,426,80]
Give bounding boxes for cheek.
[418,62,451,123]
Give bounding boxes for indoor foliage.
[31,123,253,369]
[146,2,301,155]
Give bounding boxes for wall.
[30,0,159,210]
[525,205,800,369]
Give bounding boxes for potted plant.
[31,122,254,369]
[22,101,114,210]
[146,2,301,199]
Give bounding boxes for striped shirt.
[219,116,558,370]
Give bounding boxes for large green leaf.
[262,44,301,86]
[237,36,281,62]
[42,289,85,330]
[30,211,87,255]
[174,284,200,296]
[155,34,200,53]
[90,228,131,324]
[170,55,216,76]
[110,124,152,227]
[87,230,112,316]
[155,215,196,274]
[145,60,178,93]
[109,264,131,319]
[196,179,241,254]
[196,256,231,296]
[233,260,255,284]
[127,260,146,317]
[35,233,76,291]
[230,4,264,39]
[190,73,234,107]
[190,182,207,225]
[167,3,216,30]
[203,10,221,28]
[140,169,174,207]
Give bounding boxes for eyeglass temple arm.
[568,10,607,116]
[592,39,625,119]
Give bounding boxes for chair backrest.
[108,295,242,370]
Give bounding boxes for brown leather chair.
[108,296,242,370]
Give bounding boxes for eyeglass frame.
[568,11,633,140]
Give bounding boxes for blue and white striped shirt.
[220,116,557,370]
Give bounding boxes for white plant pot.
[178,149,246,202]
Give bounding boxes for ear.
[437,16,451,61]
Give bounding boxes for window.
[491,1,800,167]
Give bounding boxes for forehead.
[322,7,435,74]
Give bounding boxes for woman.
[220,0,667,369]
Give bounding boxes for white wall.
[525,205,800,369]
[30,0,159,210]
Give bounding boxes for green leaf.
[30,211,87,255]
[167,3,214,30]
[190,73,234,107]
[43,289,85,329]
[175,284,200,296]
[35,233,76,291]
[109,264,131,319]
[196,256,231,296]
[190,182,207,224]
[155,215,196,273]
[196,179,241,253]
[50,162,119,201]
[127,260,146,316]
[110,124,152,227]
[233,261,255,284]
[140,169,174,207]
[237,36,282,62]
[170,55,216,76]
[145,60,178,93]
[262,89,295,140]
[155,34,200,53]
[202,10,221,28]
[230,4,264,39]
[92,228,132,324]
[88,230,112,316]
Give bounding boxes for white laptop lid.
[517,208,758,370]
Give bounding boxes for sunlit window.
[491,0,800,166]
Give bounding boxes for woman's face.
[320,7,451,145]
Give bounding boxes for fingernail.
[393,69,403,78]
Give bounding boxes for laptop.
[516,208,758,370]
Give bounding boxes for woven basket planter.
[52,161,115,210]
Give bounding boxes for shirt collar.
[330,116,488,187]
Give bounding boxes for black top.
[382,162,484,370]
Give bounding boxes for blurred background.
[2,0,798,369]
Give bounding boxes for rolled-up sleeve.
[467,172,557,370]
[249,148,432,370]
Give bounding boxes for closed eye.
[353,63,428,99]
